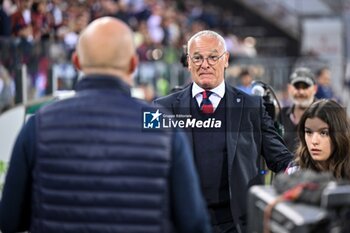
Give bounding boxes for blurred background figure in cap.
[279,67,318,153]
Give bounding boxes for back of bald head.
[76,17,136,74]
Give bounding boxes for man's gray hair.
[187,30,227,54]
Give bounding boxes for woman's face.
[305,117,334,165]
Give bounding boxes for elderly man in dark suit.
[155,30,292,233]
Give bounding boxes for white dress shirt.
[192,81,225,111]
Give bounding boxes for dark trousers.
[212,222,237,233]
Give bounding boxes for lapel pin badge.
[236,98,241,103]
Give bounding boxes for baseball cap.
[289,67,316,87]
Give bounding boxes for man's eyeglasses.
[189,52,226,66]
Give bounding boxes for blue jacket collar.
[76,75,131,96]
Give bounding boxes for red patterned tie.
[200,91,214,114]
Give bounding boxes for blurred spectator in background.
[285,99,350,180]
[280,67,317,153]
[62,11,90,59]
[137,82,157,102]
[0,64,14,113]
[315,67,339,102]
[147,3,165,45]
[11,0,34,69]
[236,69,253,94]
[31,0,51,41]
[11,0,33,40]
[2,0,17,15]
[0,0,261,106]
[47,0,63,33]
[0,0,11,37]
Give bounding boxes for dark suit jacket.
[155,82,292,233]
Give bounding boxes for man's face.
[187,36,229,90]
[288,82,317,108]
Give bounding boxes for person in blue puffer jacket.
[0,17,211,233]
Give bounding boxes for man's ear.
[128,54,139,74]
[71,51,81,70]
[225,52,230,68]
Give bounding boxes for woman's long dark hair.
[295,99,350,179]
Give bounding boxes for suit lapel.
[225,84,244,169]
[172,85,194,150]
[170,83,244,161]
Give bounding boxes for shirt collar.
[192,80,225,98]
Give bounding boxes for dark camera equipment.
[251,81,285,184]
[251,81,284,137]
[248,171,350,233]
[248,185,329,233]
[180,44,188,68]
[251,81,277,121]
